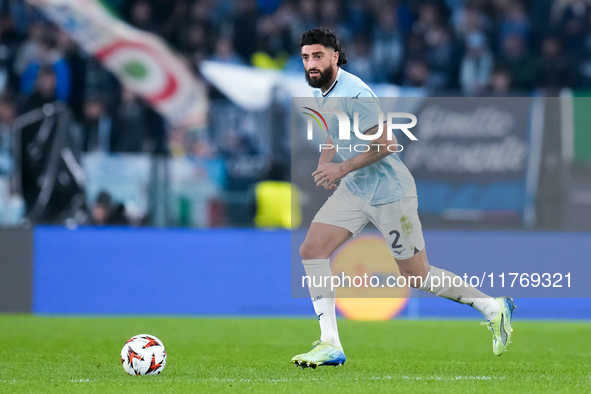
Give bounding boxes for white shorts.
[312,184,425,260]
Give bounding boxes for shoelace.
[309,340,338,354]
[309,340,324,352]
[481,321,494,333]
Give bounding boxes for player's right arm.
[318,135,336,165]
[315,136,337,190]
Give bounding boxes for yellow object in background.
[333,236,410,320]
[255,181,301,229]
[251,52,289,70]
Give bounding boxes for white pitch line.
[201,375,505,383]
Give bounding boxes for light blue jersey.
[313,68,415,205]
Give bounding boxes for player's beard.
[305,65,334,89]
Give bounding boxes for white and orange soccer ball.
[120,334,167,375]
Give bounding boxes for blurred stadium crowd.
[1,0,590,116]
[0,0,587,226]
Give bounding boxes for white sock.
[418,266,500,320]
[302,259,341,347]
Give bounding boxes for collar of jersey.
[321,67,342,97]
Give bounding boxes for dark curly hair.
[300,27,348,66]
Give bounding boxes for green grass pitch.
[1,316,590,393]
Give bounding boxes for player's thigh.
[301,186,368,259]
[300,222,353,259]
[370,188,426,261]
[370,188,429,287]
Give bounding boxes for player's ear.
[333,51,339,66]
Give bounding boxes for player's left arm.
[312,122,395,188]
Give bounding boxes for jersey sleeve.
[351,89,385,134]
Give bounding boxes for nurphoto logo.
[302,107,419,152]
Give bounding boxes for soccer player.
[292,27,515,369]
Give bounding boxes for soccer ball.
[121,334,167,375]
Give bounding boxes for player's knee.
[300,240,323,260]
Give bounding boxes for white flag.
[26,0,208,128]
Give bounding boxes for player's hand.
[312,163,345,190]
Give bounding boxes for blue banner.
[33,227,591,318]
[399,97,540,223]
